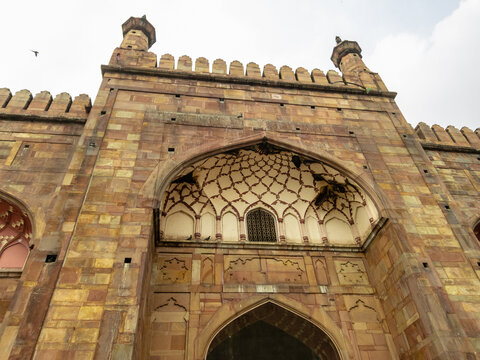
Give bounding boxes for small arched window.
[474,221,480,242]
[246,208,277,242]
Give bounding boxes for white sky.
[1,0,478,130]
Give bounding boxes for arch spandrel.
[195,294,354,360]
[152,136,387,248]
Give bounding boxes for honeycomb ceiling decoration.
[161,145,378,245]
[0,198,32,268]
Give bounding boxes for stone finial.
[335,36,342,44]
[122,16,156,48]
[331,39,362,68]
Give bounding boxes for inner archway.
[207,302,340,360]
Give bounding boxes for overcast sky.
[1,0,478,130]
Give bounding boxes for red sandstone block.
[177,55,192,71]
[28,91,52,112]
[415,122,437,142]
[0,88,12,107]
[195,57,209,73]
[446,126,469,146]
[158,53,175,70]
[461,127,480,148]
[295,67,312,83]
[326,70,343,85]
[6,89,32,112]
[212,59,226,74]
[263,64,279,80]
[69,94,92,116]
[229,60,244,76]
[246,62,261,78]
[432,125,454,144]
[280,66,295,81]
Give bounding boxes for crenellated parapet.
[110,51,391,94]
[0,88,91,123]
[106,16,391,95]
[415,122,480,151]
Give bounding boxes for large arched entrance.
[206,302,340,360]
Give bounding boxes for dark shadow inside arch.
[474,221,480,242]
[207,302,340,360]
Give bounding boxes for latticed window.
[247,208,277,242]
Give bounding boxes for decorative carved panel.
[224,256,307,285]
[334,259,369,285]
[150,293,189,358]
[153,256,191,284]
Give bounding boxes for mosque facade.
[0,16,479,360]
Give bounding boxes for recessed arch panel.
[284,213,301,244]
[164,211,194,240]
[222,212,239,242]
[157,140,384,248]
[206,301,341,360]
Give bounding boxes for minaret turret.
[120,15,156,51]
[331,37,366,73]
[331,37,388,92]
[109,15,157,68]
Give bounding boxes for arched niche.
[283,213,301,244]
[200,212,216,240]
[354,205,371,239]
[164,210,194,240]
[155,139,386,248]
[306,215,322,244]
[325,217,355,245]
[221,212,239,242]
[0,196,32,269]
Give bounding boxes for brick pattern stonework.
[0,15,477,360]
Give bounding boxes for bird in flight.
[30,50,39,57]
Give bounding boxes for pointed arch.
[195,294,353,360]
[147,134,391,249]
[140,133,389,219]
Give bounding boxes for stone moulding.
[101,64,398,99]
[420,142,480,154]
[0,112,87,124]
